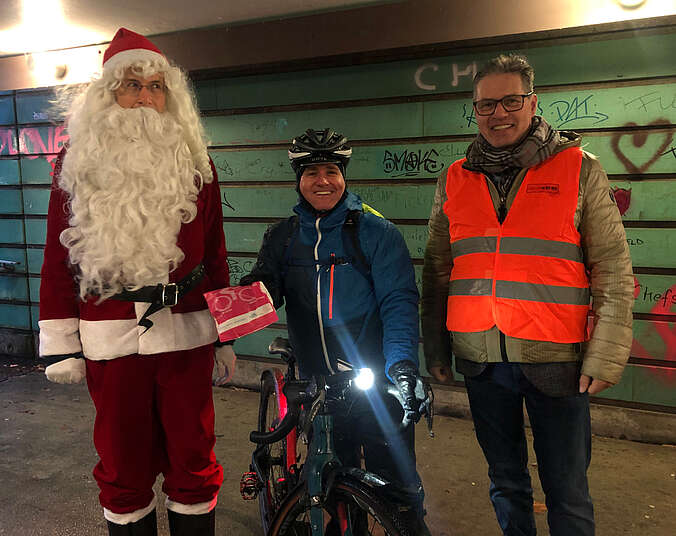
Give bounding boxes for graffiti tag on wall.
[227,258,256,285]
[548,95,609,128]
[0,126,69,172]
[611,119,673,174]
[414,62,477,91]
[382,148,444,177]
[632,281,676,378]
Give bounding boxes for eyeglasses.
[473,91,534,116]
[118,79,166,97]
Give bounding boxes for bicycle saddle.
[268,337,294,363]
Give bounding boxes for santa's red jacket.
[39,149,229,360]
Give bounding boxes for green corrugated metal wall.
[0,26,674,407]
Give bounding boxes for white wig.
[64,57,213,184]
[57,58,215,300]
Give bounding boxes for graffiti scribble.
[548,95,609,128]
[383,149,443,177]
[221,192,235,211]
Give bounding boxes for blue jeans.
[465,363,594,536]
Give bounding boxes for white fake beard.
[59,105,200,299]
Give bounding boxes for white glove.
[213,345,237,386]
[45,357,86,384]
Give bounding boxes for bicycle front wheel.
[258,369,292,527]
[269,478,410,536]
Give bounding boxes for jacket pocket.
[451,332,488,363]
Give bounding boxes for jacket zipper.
[500,330,508,362]
[488,179,509,362]
[314,217,334,374]
[498,195,507,224]
[329,253,335,320]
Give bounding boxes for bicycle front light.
[353,368,375,390]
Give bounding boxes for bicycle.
[240,337,433,536]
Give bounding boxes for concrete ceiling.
[0,0,391,57]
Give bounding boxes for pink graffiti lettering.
[0,128,17,155]
[649,284,675,361]
[19,126,69,157]
[630,282,676,387]
[17,126,69,172]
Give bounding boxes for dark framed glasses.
[119,79,166,97]
[473,91,534,116]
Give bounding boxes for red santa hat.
[102,28,168,72]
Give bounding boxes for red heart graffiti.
[610,119,673,174]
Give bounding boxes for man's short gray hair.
[473,54,534,98]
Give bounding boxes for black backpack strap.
[280,215,300,278]
[281,209,372,281]
[342,209,371,282]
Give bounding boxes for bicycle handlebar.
[248,371,356,445]
[249,377,315,445]
[249,406,299,444]
[249,369,433,445]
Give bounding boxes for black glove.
[389,360,423,426]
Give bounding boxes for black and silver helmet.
[288,128,352,178]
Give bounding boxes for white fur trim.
[79,308,217,360]
[135,306,217,355]
[103,48,168,73]
[80,318,139,359]
[166,495,217,515]
[104,494,156,524]
[38,318,82,356]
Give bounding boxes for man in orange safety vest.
[421,54,633,536]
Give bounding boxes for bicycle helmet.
[288,128,352,179]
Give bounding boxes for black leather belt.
[111,264,205,332]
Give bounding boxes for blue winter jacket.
[241,191,419,379]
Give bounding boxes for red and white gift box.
[203,281,278,341]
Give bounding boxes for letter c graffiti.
[414,63,439,91]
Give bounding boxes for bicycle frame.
[245,337,432,536]
[271,378,392,536]
[306,413,339,535]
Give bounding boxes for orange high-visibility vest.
[443,147,590,343]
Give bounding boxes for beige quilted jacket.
[421,134,634,384]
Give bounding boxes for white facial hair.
[59,105,200,300]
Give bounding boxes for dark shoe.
[399,507,432,536]
[167,509,215,536]
[107,509,157,535]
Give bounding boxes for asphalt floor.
[1,360,674,536]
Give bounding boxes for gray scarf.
[465,116,560,175]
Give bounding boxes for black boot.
[399,506,432,536]
[167,509,215,536]
[107,509,157,536]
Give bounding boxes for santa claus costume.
[39,28,232,536]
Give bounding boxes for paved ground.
[1,364,675,535]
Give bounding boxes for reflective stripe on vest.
[443,146,590,343]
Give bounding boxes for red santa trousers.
[85,344,223,515]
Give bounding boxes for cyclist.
[240,128,430,534]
